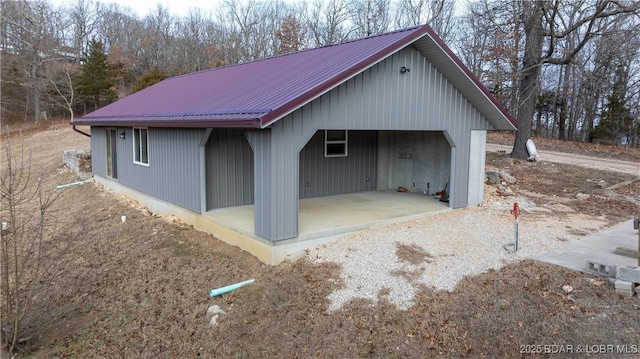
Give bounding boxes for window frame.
[324,130,348,157]
[133,127,150,166]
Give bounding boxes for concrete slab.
[205,189,450,241]
[533,219,639,275]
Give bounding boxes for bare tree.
[297,0,352,46]
[0,0,65,123]
[140,4,178,72]
[456,1,523,114]
[47,63,80,121]
[175,8,217,73]
[393,0,457,41]
[347,0,391,37]
[68,0,102,65]
[0,138,79,354]
[511,0,640,158]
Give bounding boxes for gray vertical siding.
[299,130,377,198]
[94,127,204,212]
[277,45,493,209]
[91,43,496,242]
[205,129,254,209]
[250,44,495,241]
[90,127,107,178]
[246,128,299,241]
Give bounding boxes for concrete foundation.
[94,175,450,265]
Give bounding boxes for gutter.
[72,124,91,137]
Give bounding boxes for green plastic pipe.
[209,279,255,297]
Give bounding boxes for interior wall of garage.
[376,131,450,194]
[299,130,378,199]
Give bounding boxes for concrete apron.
[94,176,450,265]
[533,219,639,275]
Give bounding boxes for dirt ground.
[2,120,640,358]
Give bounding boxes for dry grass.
[3,123,640,358]
[395,242,434,265]
[487,131,640,162]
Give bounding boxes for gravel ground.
[308,190,610,311]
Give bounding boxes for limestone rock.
[576,193,590,200]
[497,186,514,196]
[207,305,226,316]
[486,170,501,185]
[499,171,517,185]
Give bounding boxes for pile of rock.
[485,169,517,196]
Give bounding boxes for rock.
[486,170,501,185]
[576,193,590,200]
[207,305,226,316]
[498,186,514,196]
[207,304,226,327]
[562,284,573,293]
[499,171,517,185]
[209,314,219,327]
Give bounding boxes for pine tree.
[79,39,116,111]
[132,68,167,93]
[591,65,634,144]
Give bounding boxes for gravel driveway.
[308,191,610,310]
[308,144,639,311]
[486,144,640,176]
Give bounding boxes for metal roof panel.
[75,25,516,131]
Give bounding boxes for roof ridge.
[170,25,425,80]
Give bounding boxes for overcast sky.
[52,0,225,18]
[53,0,466,19]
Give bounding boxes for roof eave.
[414,27,518,131]
[72,118,263,129]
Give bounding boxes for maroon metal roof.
[75,25,517,130]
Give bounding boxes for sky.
[54,0,466,19]
[53,0,225,18]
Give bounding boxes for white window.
[133,128,149,166]
[324,130,348,157]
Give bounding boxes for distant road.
[486,143,640,177]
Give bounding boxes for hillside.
[1,120,639,357]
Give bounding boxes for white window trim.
[324,130,348,157]
[133,127,150,166]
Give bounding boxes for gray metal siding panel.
[206,129,254,209]
[90,127,107,178]
[308,46,492,132]
[275,45,493,209]
[117,128,203,212]
[244,44,497,241]
[299,130,377,198]
[246,126,300,241]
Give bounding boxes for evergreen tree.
[132,68,167,93]
[0,60,28,123]
[79,39,116,111]
[591,65,634,144]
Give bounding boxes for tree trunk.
[31,58,41,123]
[557,65,570,140]
[511,1,544,159]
